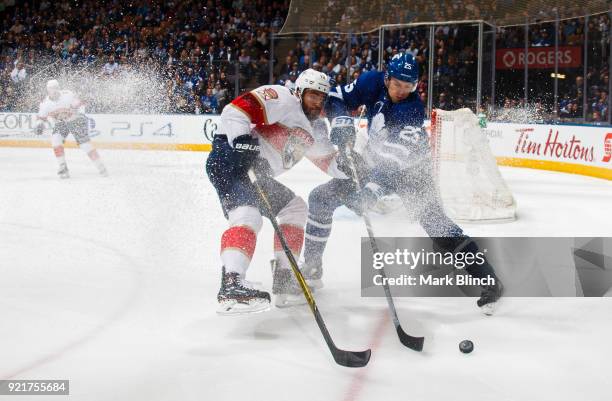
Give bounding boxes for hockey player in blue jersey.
[301,53,503,314]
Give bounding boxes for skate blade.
[216,299,271,316]
[59,173,70,179]
[479,301,498,316]
[274,294,307,308]
[371,195,403,214]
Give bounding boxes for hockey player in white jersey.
[35,80,107,178]
[206,69,347,315]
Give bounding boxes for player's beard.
[303,105,322,121]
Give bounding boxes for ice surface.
[0,147,611,401]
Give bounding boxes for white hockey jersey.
[38,90,83,123]
[220,85,346,178]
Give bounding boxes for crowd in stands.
[277,13,609,123]
[495,13,610,122]
[305,0,609,37]
[0,0,287,113]
[0,0,609,123]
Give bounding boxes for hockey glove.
[330,116,356,148]
[336,147,367,180]
[34,123,44,136]
[360,182,386,210]
[232,134,260,173]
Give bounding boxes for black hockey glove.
[232,134,260,173]
[330,116,356,148]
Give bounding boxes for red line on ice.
[342,311,389,401]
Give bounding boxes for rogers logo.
[502,51,516,68]
[603,133,612,163]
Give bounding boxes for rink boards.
[0,112,216,152]
[0,112,610,179]
[481,121,611,180]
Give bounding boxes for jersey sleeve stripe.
[230,92,268,125]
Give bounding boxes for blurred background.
[0,0,609,124]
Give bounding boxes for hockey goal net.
[430,108,517,223]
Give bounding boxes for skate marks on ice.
[1,149,611,400]
[0,222,145,379]
[183,296,379,355]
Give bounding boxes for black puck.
[459,340,474,353]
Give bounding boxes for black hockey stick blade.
[313,301,371,367]
[249,168,371,368]
[396,326,424,351]
[332,347,371,368]
[343,145,425,353]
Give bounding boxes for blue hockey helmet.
[385,52,419,89]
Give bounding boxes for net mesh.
[431,108,517,222]
[280,0,610,34]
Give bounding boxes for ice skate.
[57,163,70,179]
[217,266,271,315]
[98,165,109,177]
[271,260,306,308]
[300,259,324,290]
[370,193,403,214]
[477,279,504,316]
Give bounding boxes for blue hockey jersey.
[325,70,430,174]
[326,70,424,129]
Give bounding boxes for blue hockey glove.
[330,116,356,148]
[360,182,386,209]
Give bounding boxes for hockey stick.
[247,169,371,368]
[343,130,425,352]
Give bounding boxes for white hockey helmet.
[295,68,330,100]
[46,79,60,94]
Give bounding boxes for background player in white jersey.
[35,80,107,178]
[206,69,347,315]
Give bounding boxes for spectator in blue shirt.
[200,87,218,114]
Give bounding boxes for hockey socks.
[304,214,332,266]
[220,225,257,276]
[80,142,107,175]
[273,224,303,270]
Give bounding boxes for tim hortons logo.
[257,88,279,101]
[514,128,594,162]
[603,133,612,163]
